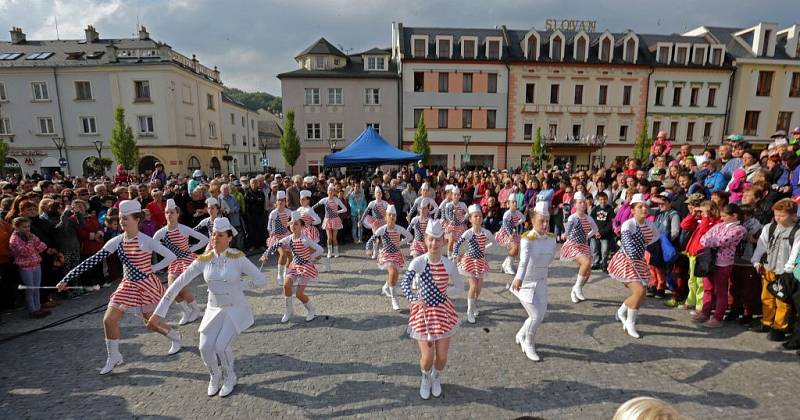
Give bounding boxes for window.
[487,73,498,93]
[757,71,773,96]
[462,39,476,58]
[710,47,723,65]
[487,40,501,59]
[652,120,661,138]
[0,118,12,135]
[708,87,717,107]
[242,116,246,127]
[487,110,497,129]
[551,36,562,60]
[686,121,695,142]
[675,47,688,64]
[185,117,194,136]
[366,56,386,70]
[526,83,536,104]
[596,125,605,137]
[367,123,380,134]
[413,38,426,57]
[463,73,473,93]
[206,93,215,110]
[413,108,423,128]
[314,56,325,69]
[0,82,5,100]
[625,38,636,62]
[134,80,150,101]
[438,73,449,93]
[693,47,706,65]
[777,112,793,132]
[600,37,611,62]
[703,122,712,138]
[137,115,154,135]
[231,133,237,146]
[575,37,587,61]
[208,122,217,139]
[251,119,255,130]
[230,113,235,125]
[414,72,424,92]
[790,73,800,97]
[744,111,760,135]
[669,121,678,140]
[79,116,97,134]
[462,109,472,128]
[548,123,558,139]
[182,84,192,104]
[304,88,320,105]
[655,86,664,106]
[328,88,343,105]
[672,87,681,106]
[31,81,49,100]
[762,30,772,55]
[524,123,533,140]
[623,85,632,106]
[598,85,608,105]
[437,39,451,58]
[74,81,92,100]
[35,117,54,135]
[438,109,448,128]
[572,124,581,138]
[690,87,699,107]
[365,88,380,105]
[306,123,321,140]
[619,125,629,141]
[329,122,343,139]
[574,84,583,105]
[550,84,559,104]
[658,46,670,63]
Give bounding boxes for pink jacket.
[9,231,48,271]
[700,221,747,267]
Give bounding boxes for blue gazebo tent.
[323,127,422,167]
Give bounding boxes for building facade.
[221,94,260,175]
[0,25,225,177]
[278,38,399,175]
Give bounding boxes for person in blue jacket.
[703,160,727,197]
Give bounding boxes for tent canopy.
[324,127,422,167]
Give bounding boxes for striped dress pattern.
[408,216,428,256]
[299,206,321,242]
[445,202,468,241]
[267,208,292,247]
[560,214,596,260]
[608,219,659,285]
[268,235,322,285]
[402,259,459,341]
[496,210,523,246]
[366,225,410,270]
[164,228,194,275]
[321,198,344,230]
[364,200,387,231]
[455,229,493,278]
[109,236,165,311]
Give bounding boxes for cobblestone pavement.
[2,244,799,419]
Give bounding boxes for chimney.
[10,27,26,44]
[138,26,149,40]
[85,25,99,43]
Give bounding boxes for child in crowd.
[139,209,158,237]
[680,199,720,313]
[9,217,54,318]
[728,205,763,325]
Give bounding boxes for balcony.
[542,134,608,148]
[522,104,633,115]
[168,51,221,83]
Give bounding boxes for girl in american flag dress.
[57,200,181,375]
[559,191,599,304]
[360,186,388,259]
[152,199,209,326]
[263,211,324,323]
[366,205,413,311]
[406,182,433,222]
[400,219,464,400]
[312,184,347,258]
[435,184,454,222]
[495,196,524,275]
[268,191,293,286]
[444,187,468,258]
[607,194,659,339]
[453,204,497,324]
[408,198,436,257]
[298,189,322,243]
[194,197,222,246]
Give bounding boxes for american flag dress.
[608,219,659,285]
[408,215,428,257]
[560,214,598,260]
[267,208,292,247]
[298,205,321,243]
[154,224,209,275]
[437,199,451,231]
[495,209,523,247]
[316,197,346,231]
[267,234,324,285]
[401,255,461,341]
[363,199,388,231]
[455,228,497,279]
[194,216,217,252]
[444,202,468,241]
[366,225,413,270]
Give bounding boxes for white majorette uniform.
[512,202,557,362]
[454,224,497,280]
[444,194,468,242]
[559,193,598,261]
[366,206,413,271]
[266,232,324,285]
[298,190,322,243]
[267,205,292,247]
[154,217,266,397]
[313,190,347,232]
[407,183,435,221]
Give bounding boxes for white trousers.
[516,282,548,343]
[198,314,238,374]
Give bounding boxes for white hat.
[374,186,382,194]
[573,191,585,201]
[421,182,429,190]
[165,198,177,210]
[303,176,315,184]
[290,211,302,222]
[534,201,549,216]
[451,187,460,195]
[420,197,436,210]
[445,184,454,192]
[630,193,647,205]
[119,199,141,216]
[468,204,482,215]
[205,197,219,207]
[327,183,336,192]
[276,190,286,200]
[506,194,516,202]
[425,219,444,238]
[212,217,238,236]
[192,170,203,178]
[386,204,397,215]
[300,190,312,199]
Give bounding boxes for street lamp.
[326,138,339,154]
[258,138,268,173]
[702,135,712,150]
[591,134,607,169]
[93,139,104,176]
[223,143,231,175]
[51,135,65,160]
[462,135,471,168]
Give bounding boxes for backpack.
[762,221,800,264]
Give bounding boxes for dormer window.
[574,33,588,61]
[524,32,540,60]
[598,33,614,62]
[692,45,707,65]
[624,37,637,62]
[486,37,502,60]
[657,45,671,64]
[461,37,477,59]
[709,46,724,65]
[762,29,772,56]
[366,56,386,71]
[550,33,564,61]
[314,56,325,70]
[412,35,428,58]
[436,36,453,58]
[674,44,690,65]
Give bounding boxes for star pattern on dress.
[325,200,339,218]
[568,218,588,244]
[622,225,646,260]
[383,230,400,253]
[161,235,192,259]
[467,234,485,258]
[63,250,110,283]
[418,264,446,306]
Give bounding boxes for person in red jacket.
[146,190,167,229]
[77,209,105,288]
[679,198,720,312]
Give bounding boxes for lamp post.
[326,138,339,176]
[51,135,67,175]
[93,139,104,176]
[593,134,607,169]
[258,138,268,174]
[462,135,471,168]
[702,135,712,150]
[223,143,231,176]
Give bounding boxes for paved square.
[1,245,798,419]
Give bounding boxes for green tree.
[411,113,431,163]
[223,87,282,113]
[633,125,652,161]
[531,127,544,170]
[0,138,8,176]
[110,105,138,171]
[280,109,301,174]
[86,156,113,176]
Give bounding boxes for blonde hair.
[613,397,685,420]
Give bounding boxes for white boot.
[275,266,284,287]
[616,303,628,329]
[180,301,200,325]
[419,370,432,400]
[381,282,390,297]
[218,350,237,397]
[334,245,340,258]
[99,339,123,375]
[177,301,192,325]
[281,297,294,323]
[166,329,182,355]
[304,301,316,322]
[523,339,541,362]
[327,246,332,259]
[624,308,641,339]
[466,298,476,324]
[372,244,379,259]
[387,287,400,311]
[503,257,516,274]
[515,319,530,352]
[571,275,587,303]
[207,366,222,396]
[430,368,443,397]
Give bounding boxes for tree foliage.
[110,105,138,172]
[411,113,431,163]
[223,87,282,113]
[280,109,301,174]
[532,127,545,170]
[633,125,652,161]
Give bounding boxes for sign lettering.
[545,19,597,33]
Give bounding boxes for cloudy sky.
[0,0,796,95]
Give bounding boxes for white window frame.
[461,36,478,59]
[206,93,215,110]
[329,122,343,139]
[365,88,380,105]
[31,81,49,101]
[137,115,155,136]
[134,80,151,101]
[306,123,321,140]
[314,56,325,70]
[366,56,386,71]
[328,87,343,105]
[692,44,708,65]
[208,121,217,139]
[36,116,55,135]
[79,115,98,135]
[231,133,237,146]
[74,80,93,101]
[0,117,12,135]
[621,33,639,63]
[485,36,503,60]
[436,35,453,59]
[367,122,380,134]
[411,35,429,58]
[523,31,540,60]
[549,30,566,61]
[184,117,195,136]
[674,43,691,65]
[0,82,6,101]
[709,45,726,66]
[181,83,192,104]
[656,43,673,64]
[573,31,589,61]
[597,32,615,62]
[305,88,320,105]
